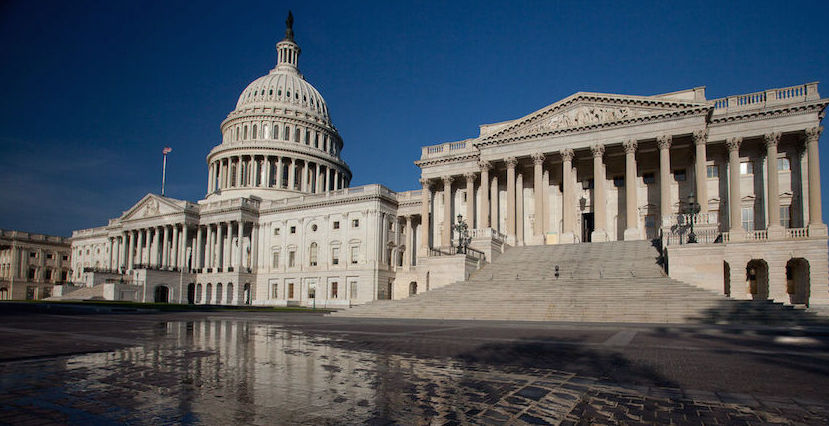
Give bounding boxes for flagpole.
[161,152,168,196]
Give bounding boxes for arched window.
[216,283,223,304]
[272,124,278,140]
[252,125,258,139]
[226,282,234,305]
[309,242,318,266]
[243,126,248,140]
[284,125,290,140]
[205,283,212,304]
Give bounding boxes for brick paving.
[0,311,828,424]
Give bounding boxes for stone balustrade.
[711,82,819,114]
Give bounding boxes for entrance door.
[154,285,169,303]
[581,213,594,243]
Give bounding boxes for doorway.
[581,212,594,243]
[154,285,169,303]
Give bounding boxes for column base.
[560,232,575,244]
[623,228,642,241]
[808,223,828,237]
[529,235,546,245]
[767,224,786,240]
[591,230,608,242]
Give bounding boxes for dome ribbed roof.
[234,70,330,121]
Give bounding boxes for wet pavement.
[1,310,829,424]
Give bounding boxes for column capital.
[692,129,709,145]
[505,157,518,169]
[726,136,743,152]
[657,135,672,150]
[441,175,454,185]
[419,178,432,190]
[623,139,638,154]
[464,172,476,182]
[805,126,823,144]
[590,144,605,158]
[478,160,492,170]
[531,152,546,165]
[764,131,781,148]
[559,149,574,162]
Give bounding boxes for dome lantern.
[275,11,301,73]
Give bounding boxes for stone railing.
[420,139,475,159]
[746,229,768,241]
[674,212,719,226]
[710,82,819,114]
[469,228,507,242]
[665,226,815,246]
[786,227,809,239]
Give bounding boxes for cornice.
[260,192,398,214]
[708,100,829,125]
[414,153,480,168]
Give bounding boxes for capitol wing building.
[65,18,829,308]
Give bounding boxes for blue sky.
[1,0,827,236]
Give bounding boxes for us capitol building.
[63,16,829,309]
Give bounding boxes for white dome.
[235,69,330,122]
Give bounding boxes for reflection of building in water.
[63,12,828,308]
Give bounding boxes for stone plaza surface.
[1,308,829,424]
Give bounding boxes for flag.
[162,147,172,154]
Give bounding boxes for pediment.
[120,194,186,221]
[483,92,709,141]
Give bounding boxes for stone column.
[137,229,145,266]
[120,233,128,270]
[560,149,575,243]
[805,126,825,233]
[181,225,189,270]
[658,135,673,227]
[162,225,170,268]
[517,171,525,245]
[224,222,232,270]
[128,231,135,270]
[276,157,284,188]
[237,221,244,270]
[532,153,545,242]
[542,168,550,235]
[207,164,214,193]
[235,156,243,187]
[419,178,431,256]
[205,225,212,269]
[441,175,454,248]
[152,227,160,267]
[171,225,179,268]
[727,137,744,238]
[464,172,475,228]
[196,226,203,269]
[404,215,413,270]
[505,157,517,244]
[288,159,296,190]
[490,174,499,232]
[693,129,709,214]
[479,161,491,228]
[765,132,783,235]
[591,144,607,242]
[216,223,224,270]
[623,139,640,240]
[302,161,309,192]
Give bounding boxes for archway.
[0,288,8,300]
[154,285,169,303]
[409,281,417,296]
[226,282,234,305]
[196,283,203,304]
[786,258,810,306]
[216,283,223,304]
[723,261,731,297]
[746,259,769,301]
[243,283,251,305]
[187,283,196,304]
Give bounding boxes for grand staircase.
[332,241,824,325]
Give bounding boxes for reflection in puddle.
[0,320,585,424]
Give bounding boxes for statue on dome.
[285,11,294,40]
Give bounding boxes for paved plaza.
[1,306,829,424]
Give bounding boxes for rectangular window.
[673,169,686,182]
[333,221,340,229]
[780,206,791,228]
[332,247,340,265]
[288,283,294,299]
[643,173,656,185]
[62,255,68,261]
[352,219,359,228]
[305,130,311,145]
[46,253,53,260]
[288,250,296,267]
[274,228,280,236]
[350,246,359,264]
[29,251,37,258]
[740,160,753,175]
[582,179,594,190]
[331,282,338,299]
[272,251,280,268]
[350,281,358,299]
[741,207,754,231]
[290,226,296,234]
[309,244,318,266]
[612,176,624,188]
[272,283,279,298]
[777,157,791,171]
[706,165,719,178]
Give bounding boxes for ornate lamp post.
[686,193,700,243]
[453,214,470,254]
